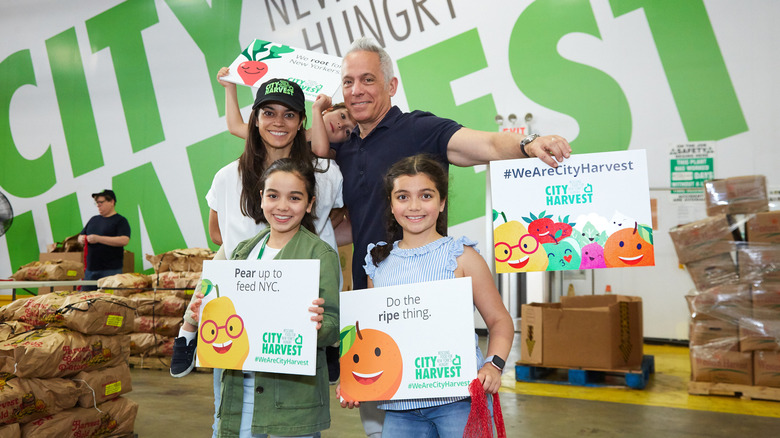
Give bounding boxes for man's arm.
[85,234,129,247]
[446,127,571,168]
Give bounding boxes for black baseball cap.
[252,78,305,113]
[92,189,116,202]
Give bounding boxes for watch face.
[492,356,505,369]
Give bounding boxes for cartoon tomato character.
[339,322,403,402]
[604,222,655,267]
[197,280,250,369]
[543,237,581,271]
[494,220,548,273]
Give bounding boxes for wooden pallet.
[515,355,655,389]
[688,381,780,402]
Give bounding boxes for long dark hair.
[257,158,317,233]
[238,107,313,223]
[370,154,448,266]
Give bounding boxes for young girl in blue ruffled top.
[360,154,514,437]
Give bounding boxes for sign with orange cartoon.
[490,150,654,273]
[220,39,343,101]
[196,259,320,375]
[339,277,478,402]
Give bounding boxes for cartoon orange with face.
[604,222,655,267]
[494,220,548,273]
[339,322,403,402]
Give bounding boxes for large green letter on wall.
[609,0,747,140]
[86,0,165,153]
[46,28,104,177]
[112,163,187,271]
[186,131,245,250]
[509,0,632,153]
[397,29,496,226]
[0,50,56,198]
[164,0,253,116]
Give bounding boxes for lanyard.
[256,235,271,260]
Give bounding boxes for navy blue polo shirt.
[332,106,461,290]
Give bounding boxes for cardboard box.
[738,243,780,282]
[704,176,769,216]
[519,295,643,370]
[669,215,740,264]
[739,320,780,352]
[684,253,739,291]
[689,319,738,351]
[746,211,780,244]
[751,282,780,319]
[725,175,769,214]
[754,351,780,387]
[704,179,729,216]
[690,347,752,385]
[685,283,751,321]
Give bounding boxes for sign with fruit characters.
[196,259,320,375]
[339,277,478,401]
[490,150,653,273]
[220,39,343,101]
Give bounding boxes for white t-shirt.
[205,158,343,257]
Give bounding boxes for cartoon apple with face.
[339,322,403,401]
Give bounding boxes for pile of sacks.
[0,291,137,437]
[9,260,83,282]
[97,248,213,361]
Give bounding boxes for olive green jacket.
[217,227,340,437]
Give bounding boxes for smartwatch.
[484,355,506,371]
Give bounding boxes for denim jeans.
[82,268,122,291]
[382,398,472,438]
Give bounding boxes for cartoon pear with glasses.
[493,211,548,273]
[197,279,250,369]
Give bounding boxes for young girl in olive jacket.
[192,158,340,438]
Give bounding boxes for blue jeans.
[83,268,122,291]
[382,398,472,438]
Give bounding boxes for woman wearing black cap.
[171,78,345,438]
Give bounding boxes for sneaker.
[170,336,197,378]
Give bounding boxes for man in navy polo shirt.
[333,37,572,291]
[78,189,130,290]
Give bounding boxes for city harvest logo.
[265,80,296,97]
[546,180,594,207]
[288,77,324,95]
[414,351,462,380]
[262,328,303,356]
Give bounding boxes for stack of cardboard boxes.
[669,175,780,388]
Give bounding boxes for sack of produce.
[73,363,132,408]
[0,373,82,425]
[145,248,214,273]
[20,396,137,438]
[55,292,136,335]
[0,328,129,378]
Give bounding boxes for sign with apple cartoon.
[490,150,654,273]
[339,277,478,401]
[220,39,343,101]
[196,259,320,375]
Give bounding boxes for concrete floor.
[125,338,780,437]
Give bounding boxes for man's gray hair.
[345,37,395,85]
